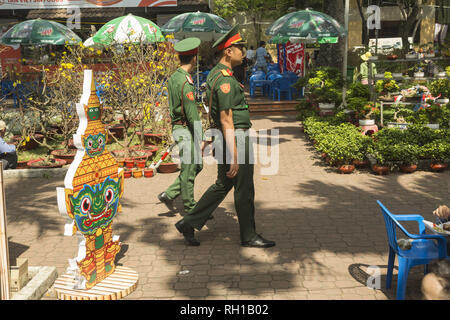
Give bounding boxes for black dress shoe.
[241,234,275,248]
[175,220,200,246]
[158,192,175,212]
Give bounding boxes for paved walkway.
[4,114,449,300]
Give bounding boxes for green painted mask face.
[70,176,122,235]
[87,107,101,121]
[84,132,106,157]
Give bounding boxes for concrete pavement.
[4,114,449,300]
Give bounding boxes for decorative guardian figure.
[57,70,124,290]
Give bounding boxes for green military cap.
[174,37,201,56]
[212,24,246,51]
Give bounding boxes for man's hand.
[201,140,212,155]
[433,205,450,220]
[220,109,239,179]
[226,163,239,179]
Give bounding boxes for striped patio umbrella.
[92,14,165,45]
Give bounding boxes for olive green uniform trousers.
[164,125,203,213]
[182,134,257,242]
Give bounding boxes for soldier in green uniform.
[174,26,276,248]
[158,37,207,214]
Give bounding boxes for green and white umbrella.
[266,9,345,44]
[0,19,81,45]
[83,36,104,48]
[92,14,165,45]
[161,11,232,41]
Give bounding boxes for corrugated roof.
[26,8,126,20]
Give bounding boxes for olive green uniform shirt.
[168,68,203,139]
[206,63,252,129]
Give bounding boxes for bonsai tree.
[304,67,343,106]
[375,72,399,95]
[347,98,379,120]
[428,79,450,98]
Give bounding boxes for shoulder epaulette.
[220,69,231,76]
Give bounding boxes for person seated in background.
[0,120,17,170]
[434,205,450,223]
[433,205,449,255]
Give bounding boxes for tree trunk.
[398,0,422,54]
[316,0,345,70]
[356,0,369,46]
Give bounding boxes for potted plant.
[27,158,67,169]
[405,51,417,59]
[423,140,450,172]
[429,79,450,104]
[417,103,443,129]
[411,62,427,78]
[305,67,343,111]
[143,167,155,178]
[154,149,178,173]
[376,73,400,101]
[347,98,379,126]
[132,168,143,178]
[368,143,391,175]
[391,143,419,173]
[123,168,132,179]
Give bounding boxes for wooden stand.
[54,266,138,300]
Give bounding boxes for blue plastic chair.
[268,64,280,72]
[249,72,266,97]
[271,77,293,101]
[376,200,448,300]
[266,73,283,97]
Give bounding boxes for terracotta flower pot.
[144,168,154,178]
[125,159,135,168]
[12,133,44,151]
[372,164,389,175]
[107,125,125,140]
[144,133,164,145]
[400,164,417,173]
[50,149,77,164]
[116,158,125,167]
[353,159,368,167]
[132,168,143,178]
[123,169,132,179]
[157,162,178,173]
[338,164,355,174]
[15,160,29,169]
[430,163,448,172]
[27,158,66,169]
[136,159,146,169]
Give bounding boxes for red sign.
[277,41,304,76]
